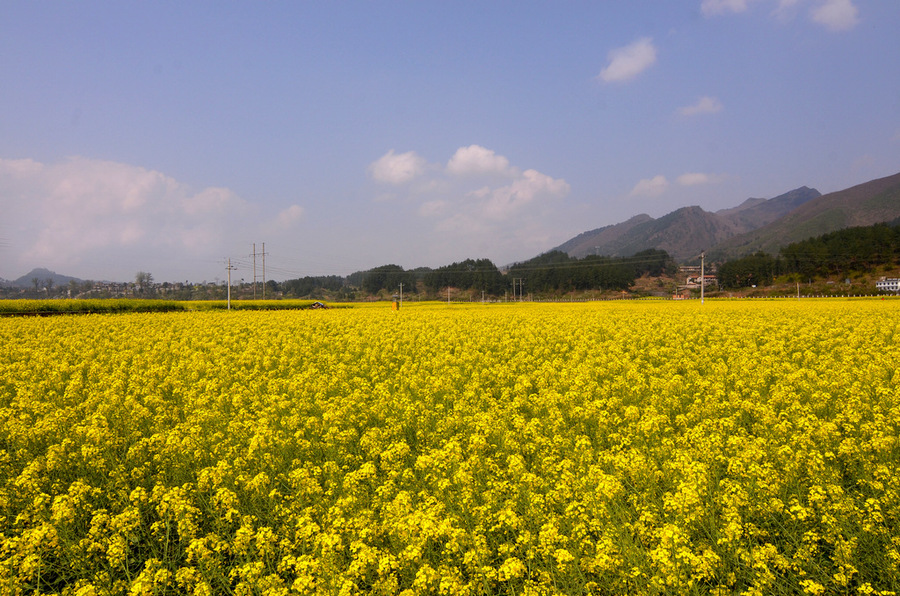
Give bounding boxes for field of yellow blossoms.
[1,300,898,595]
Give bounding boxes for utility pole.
[700,251,705,305]
[226,259,236,310]
[261,242,267,300]
[399,283,403,307]
[251,243,257,299]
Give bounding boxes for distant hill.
[715,186,821,231]
[554,186,821,262]
[554,214,653,258]
[708,171,900,261]
[10,268,85,289]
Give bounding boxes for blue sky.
[1,1,898,282]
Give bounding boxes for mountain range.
[553,171,900,263]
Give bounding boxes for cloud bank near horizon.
[0,157,305,281]
[0,148,572,280]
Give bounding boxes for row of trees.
[360,265,420,296]
[424,259,507,294]
[281,275,344,296]
[717,222,900,289]
[270,249,678,299]
[0,277,232,301]
[326,220,899,296]
[506,249,676,293]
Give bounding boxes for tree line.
[505,249,676,294]
[716,221,900,289]
[270,249,678,299]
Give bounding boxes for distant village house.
[876,277,900,293]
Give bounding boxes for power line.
[700,251,705,305]
[247,242,270,299]
[226,259,237,310]
[513,278,525,301]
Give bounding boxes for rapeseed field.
[0,301,898,595]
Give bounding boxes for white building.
[876,277,900,293]
[685,274,718,287]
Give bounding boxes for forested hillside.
[505,249,677,294]
[710,172,900,261]
[716,221,900,289]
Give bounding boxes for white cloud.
[482,170,570,220]
[32,158,247,258]
[0,158,44,178]
[598,37,657,83]
[276,205,305,229]
[446,145,513,177]
[368,145,569,258]
[0,156,294,280]
[810,0,859,31]
[705,0,860,30]
[630,175,669,197]
[701,0,755,15]
[628,172,722,196]
[368,149,426,184]
[183,187,239,216]
[773,0,802,21]
[679,96,724,116]
[676,173,713,186]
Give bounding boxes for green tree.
[424,259,507,294]
[362,265,417,295]
[135,271,154,296]
[717,252,779,289]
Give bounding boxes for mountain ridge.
[708,172,900,261]
[552,173,900,263]
[554,186,822,262]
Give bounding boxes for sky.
[1,1,899,283]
